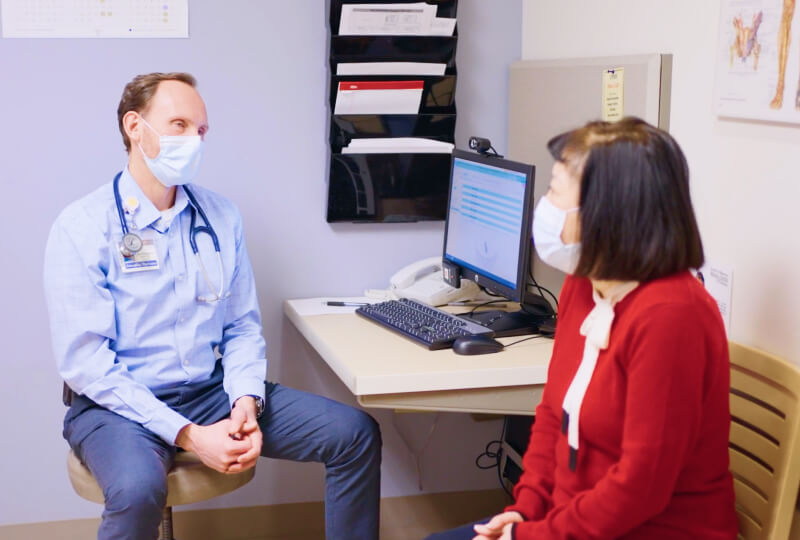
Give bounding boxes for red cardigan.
[506,272,737,539]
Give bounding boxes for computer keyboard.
[355,298,494,350]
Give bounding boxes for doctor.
[44,72,381,540]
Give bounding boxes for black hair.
[547,117,704,281]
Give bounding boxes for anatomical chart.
[715,0,800,124]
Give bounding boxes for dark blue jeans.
[64,365,382,540]
[424,518,492,540]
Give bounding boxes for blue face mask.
[137,116,204,187]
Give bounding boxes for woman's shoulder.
[634,271,716,310]
[610,272,729,379]
[623,271,726,338]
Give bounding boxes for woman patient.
[427,118,737,539]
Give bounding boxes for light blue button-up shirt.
[44,167,267,444]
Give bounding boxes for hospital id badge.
[117,236,160,273]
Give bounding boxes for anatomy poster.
[715,0,800,124]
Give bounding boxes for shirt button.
[179,317,185,323]
[183,359,188,366]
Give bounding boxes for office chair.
[63,384,256,540]
[729,342,800,540]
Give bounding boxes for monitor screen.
[442,149,535,302]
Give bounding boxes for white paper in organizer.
[339,3,436,35]
[334,80,424,115]
[337,62,446,76]
[343,137,454,154]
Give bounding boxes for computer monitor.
[442,149,552,336]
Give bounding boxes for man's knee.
[103,467,167,516]
[342,407,381,447]
[352,409,381,452]
[328,407,382,461]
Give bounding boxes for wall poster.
[715,0,800,124]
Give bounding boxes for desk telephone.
[389,256,480,307]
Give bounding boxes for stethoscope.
[113,172,225,302]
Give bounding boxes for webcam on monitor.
[468,136,503,157]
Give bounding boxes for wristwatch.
[253,396,265,419]
[236,395,265,419]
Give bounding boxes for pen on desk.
[326,301,369,307]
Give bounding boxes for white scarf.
[561,281,638,471]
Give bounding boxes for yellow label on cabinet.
[602,68,624,121]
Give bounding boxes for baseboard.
[0,488,510,540]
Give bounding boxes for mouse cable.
[450,298,509,318]
[465,298,510,317]
[504,335,546,348]
[478,285,506,299]
[475,439,513,498]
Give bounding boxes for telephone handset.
[389,256,480,306]
[390,256,442,290]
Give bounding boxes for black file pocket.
[330,75,456,114]
[330,114,456,152]
[326,1,457,223]
[327,153,452,222]
[331,36,457,70]
[329,0,458,35]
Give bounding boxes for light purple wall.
[0,0,522,525]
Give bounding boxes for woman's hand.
[472,511,523,539]
[498,522,515,540]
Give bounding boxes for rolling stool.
[63,384,255,540]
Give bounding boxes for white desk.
[284,298,553,415]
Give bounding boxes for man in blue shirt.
[44,72,381,540]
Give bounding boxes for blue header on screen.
[452,159,527,183]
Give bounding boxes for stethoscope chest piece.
[120,232,143,257]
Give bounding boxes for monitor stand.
[458,293,555,338]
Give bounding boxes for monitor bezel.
[441,149,536,302]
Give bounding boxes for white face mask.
[532,195,580,274]
[137,116,204,187]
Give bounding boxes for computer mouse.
[452,335,505,355]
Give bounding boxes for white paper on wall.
[698,262,734,334]
[1,0,189,38]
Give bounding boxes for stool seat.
[67,449,255,506]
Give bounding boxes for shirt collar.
[579,281,638,350]
[118,167,189,231]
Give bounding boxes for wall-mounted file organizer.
[331,114,456,153]
[330,75,456,114]
[329,0,458,34]
[331,36,458,69]
[326,0,458,223]
[327,153,452,222]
